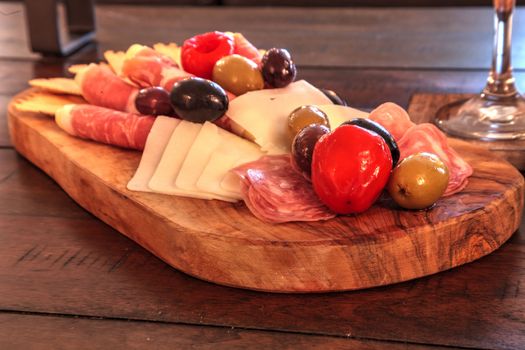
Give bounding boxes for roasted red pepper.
[311,125,392,214]
[181,31,235,79]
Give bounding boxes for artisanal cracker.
[153,42,182,67]
[14,91,86,116]
[104,50,126,76]
[29,78,82,96]
[68,64,88,75]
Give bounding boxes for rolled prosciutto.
[121,45,192,91]
[55,104,155,150]
[76,64,139,114]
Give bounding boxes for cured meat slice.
[76,64,139,113]
[231,155,335,223]
[55,104,155,150]
[368,102,415,141]
[397,123,473,196]
[121,44,193,91]
[233,33,263,65]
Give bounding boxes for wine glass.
[434,0,525,140]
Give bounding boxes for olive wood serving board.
[7,89,525,292]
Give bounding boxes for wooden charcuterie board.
[7,89,525,293]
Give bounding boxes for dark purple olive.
[321,89,347,106]
[341,118,400,167]
[291,124,330,180]
[135,87,174,116]
[170,77,228,123]
[261,48,297,88]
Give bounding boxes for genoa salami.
[55,104,155,150]
[231,155,335,223]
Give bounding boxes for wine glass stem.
[484,4,517,97]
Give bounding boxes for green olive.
[387,152,449,210]
[212,54,264,96]
[288,105,330,141]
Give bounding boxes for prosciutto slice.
[231,155,335,223]
[397,123,473,196]
[121,45,193,91]
[55,104,155,150]
[233,33,263,65]
[76,64,139,113]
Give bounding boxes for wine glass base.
[434,94,525,141]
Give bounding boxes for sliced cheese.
[176,122,221,193]
[196,127,263,199]
[127,116,180,192]
[148,120,204,196]
[226,80,333,154]
[316,104,370,128]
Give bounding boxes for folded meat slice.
[397,123,473,196]
[55,104,155,150]
[121,44,192,90]
[231,155,335,223]
[368,102,415,141]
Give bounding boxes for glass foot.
[434,93,525,140]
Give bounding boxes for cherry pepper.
[311,125,393,214]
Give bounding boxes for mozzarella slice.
[127,116,180,192]
[316,104,370,128]
[226,80,332,154]
[148,120,207,197]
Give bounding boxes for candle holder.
[24,0,96,56]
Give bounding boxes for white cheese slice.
[316,104,370,128]
[127,116,180,192]
[226,80,333,155]
[175,122,221,193]
[148,120,209,198]
[196,127,263,199]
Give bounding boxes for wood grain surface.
[7,88,524,293]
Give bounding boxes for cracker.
[68,64,88,75]
[153,42,182,67]
[29,78,82,96]
[104,50,126,76]
[14,91,86,116]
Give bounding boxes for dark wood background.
[0,2,524,349]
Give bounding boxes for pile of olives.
[289,105,331,179]
[134,47,299,123]
[211,47,297,96]
[134,77,229,123]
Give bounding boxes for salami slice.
[231,155,335,223]
[397,123,473,196]
[369,102,415,141]
[55,104,155,150]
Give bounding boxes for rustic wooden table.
[1,2,524,349]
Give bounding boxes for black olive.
[170,77,228,123]
[341,118,400,167]
[321,89,347,106]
